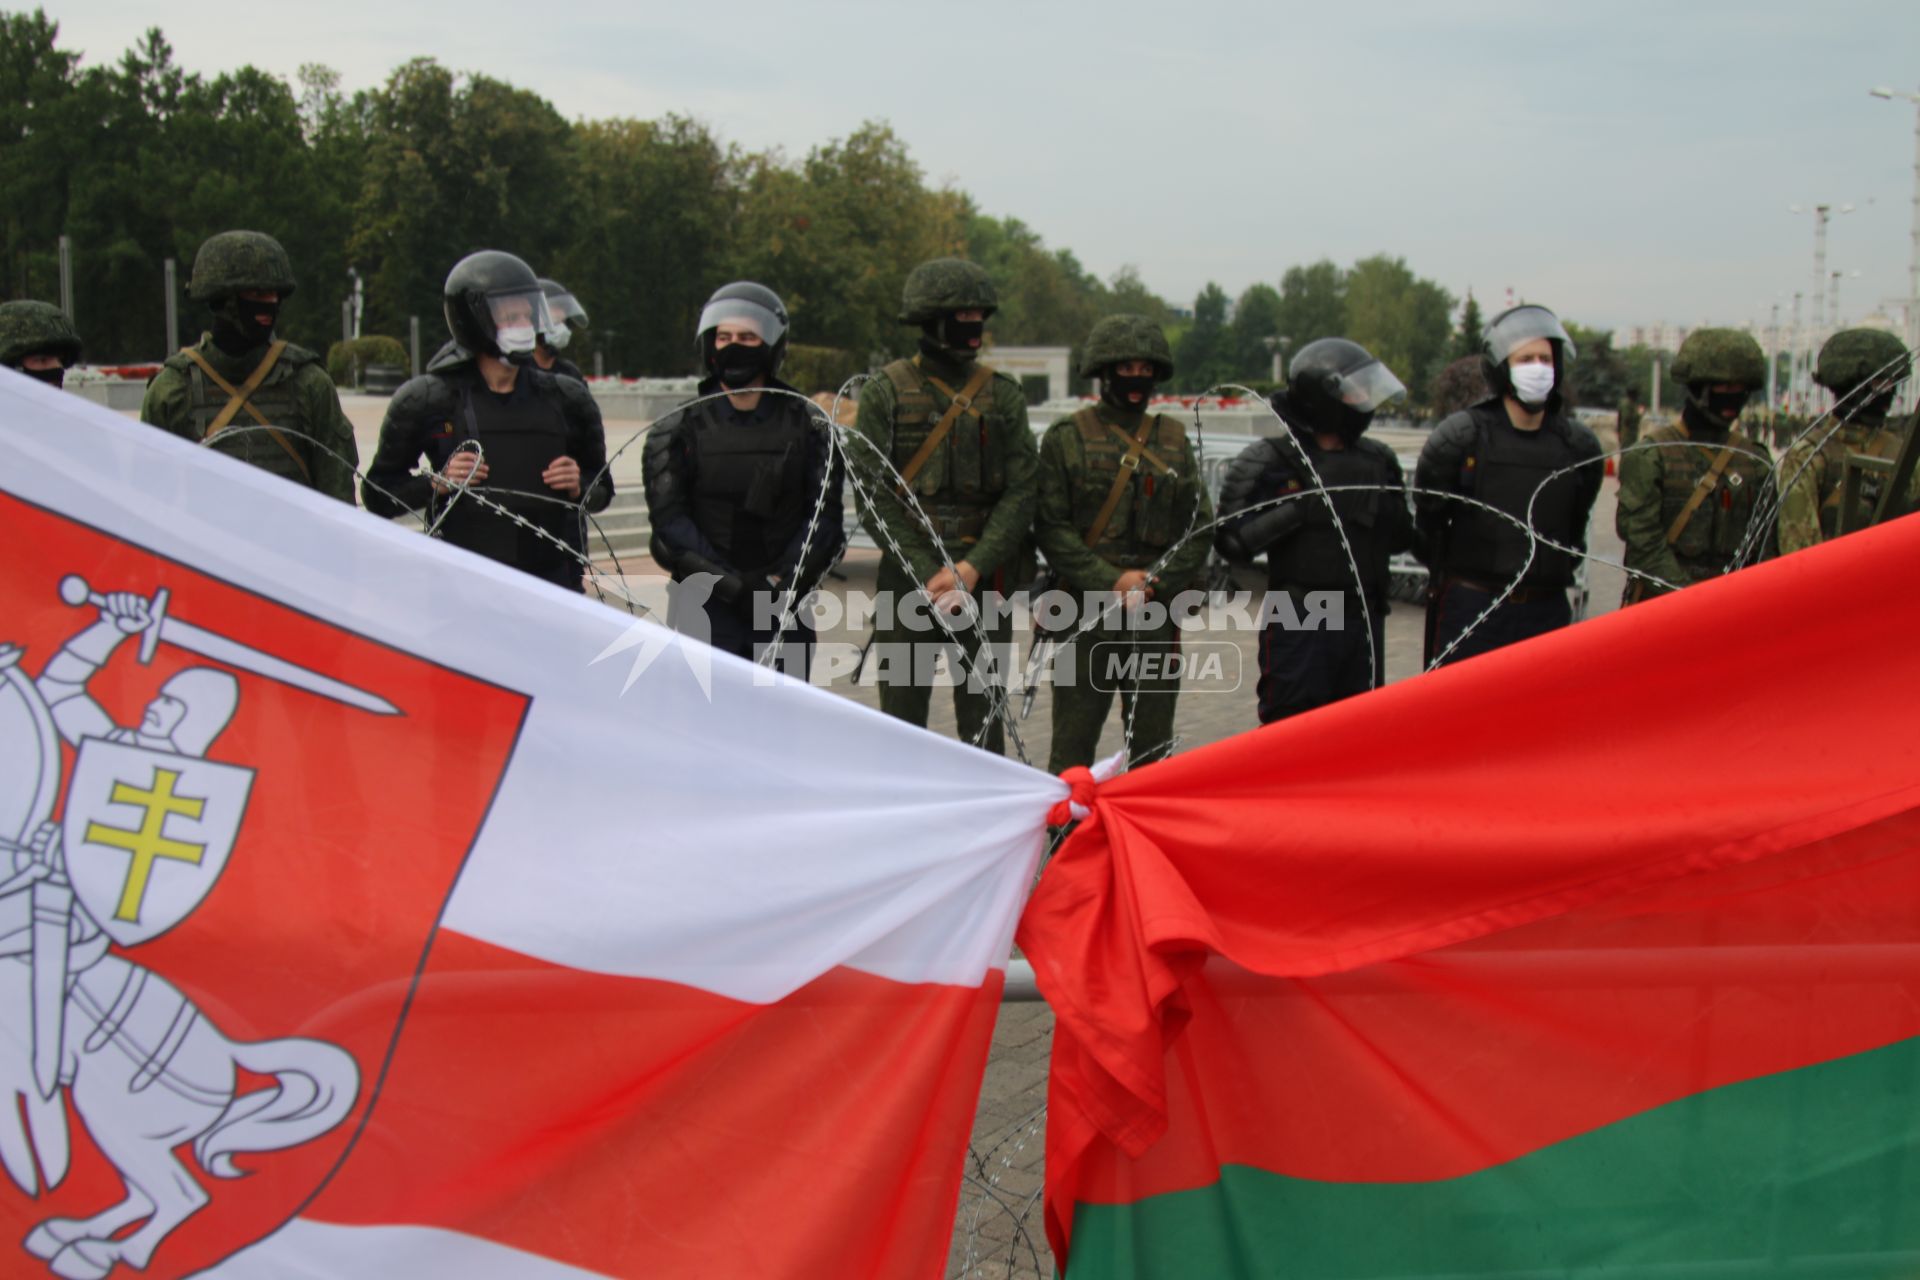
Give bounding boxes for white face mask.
[1509,362,1555,406]
[495,324,538,355]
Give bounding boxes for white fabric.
[0,372,1065,1003]
[204,1219,615,1279]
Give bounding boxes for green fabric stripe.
[1066,1034,1920,1278]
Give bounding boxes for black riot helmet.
[443,251,552,359]
[694,281,790,386]
[538,278,589,351]
[1279,338,1406,443]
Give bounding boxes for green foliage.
[559,114,733,376]
[1,15,1511,405]
[326,334,408,386]
[1174,283,1235,393]
[1343,255,1453,404]
[729,122,964,366]
[1227,282,1285,382]
[1564,322,1636,408]
[1275,260,1348,351]
[1454,290,1484,359]
[782,343,863,394]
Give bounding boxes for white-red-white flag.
[0,372,1059,1279]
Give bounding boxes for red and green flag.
[1021,514,1920,1278]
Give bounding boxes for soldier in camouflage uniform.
[140,231,358,503]
[0,300,82,389]
[1036,315,1210,772]
[852,258,1037,754]
[1777,328,1917,553]
[1616,328,1773,604]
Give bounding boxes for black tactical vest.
[1444,413,1586,587]
[1266,444,1398,595]
[686,399,814,572]
[436,376,576,581]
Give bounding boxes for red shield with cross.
[0,490,530,1280]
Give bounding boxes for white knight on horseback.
[1,582,362,1280]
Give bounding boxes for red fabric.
[1017,513,1920,1265]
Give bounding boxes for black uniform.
[363,345,613,589]
[643,376,844,671]
[1217,420,1412,722]
[1413,396,1602,666]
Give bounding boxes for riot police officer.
[530,278,589,382]
[1217,338,1412,722]
[363,250,612,590]
[851,258,1037,753]
[0,301,82,388]
[643,282,844,673]
[141,230,358,502]
[1413,304,1602,666]
[1778,328,1917,551]
[1616,328,1773,604]
[1036,315,1209,771]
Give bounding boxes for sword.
[59,575,400,716]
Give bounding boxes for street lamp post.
[1870,85,1920,412]
[1791,202,1855,411]
[1263,334,1293,384]
[1829,269,1863,331]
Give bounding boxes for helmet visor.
[1332,361,1407,413]
[1486,306,1576,364]
[545,289,587,347]
[488,288,552,355]
[697,296,788,348]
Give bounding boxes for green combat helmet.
[0,300,83,369]
[1077,314,1174,380]
[898,258,997,325]
[1670,328,1766,387]
[188,230,298,303]
[1815,328,1911,395]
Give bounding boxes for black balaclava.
[709,339,774,390]
[1841,385,1899,429]
[1681,385,1748,438]
[1101,369,1156,413]
[919,313,984,362]
[17,363,65,389]
[211,294,280,357]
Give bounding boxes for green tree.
[1454,289,1484,359]
[965,211,1102,348]
[1227,281,1285,383]
[1562,322,1631,408]
[558,115,733,376]
[1343,254,1453,407]
[0,9,79,300]
[729,121,963,364]
[350,59,574,344]
[1274,259,1348,351]
[1175,282,1234,393]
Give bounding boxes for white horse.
[2,951,359,1280]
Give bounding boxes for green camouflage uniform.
[141,230,357,503]
[1037,315,1210,773]
[852,265,1037,752]
[1616,420,1772,602]
[1776,419,1919,553]
[1779,329,1919,553]
[141,338,358,502]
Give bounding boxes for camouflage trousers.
[871,555,1012,755]
[1047,611,1181,775]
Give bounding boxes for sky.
[42,0,1920,336]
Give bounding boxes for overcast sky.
[46,0,1920,335]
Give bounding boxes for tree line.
[4,11,1654,410]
